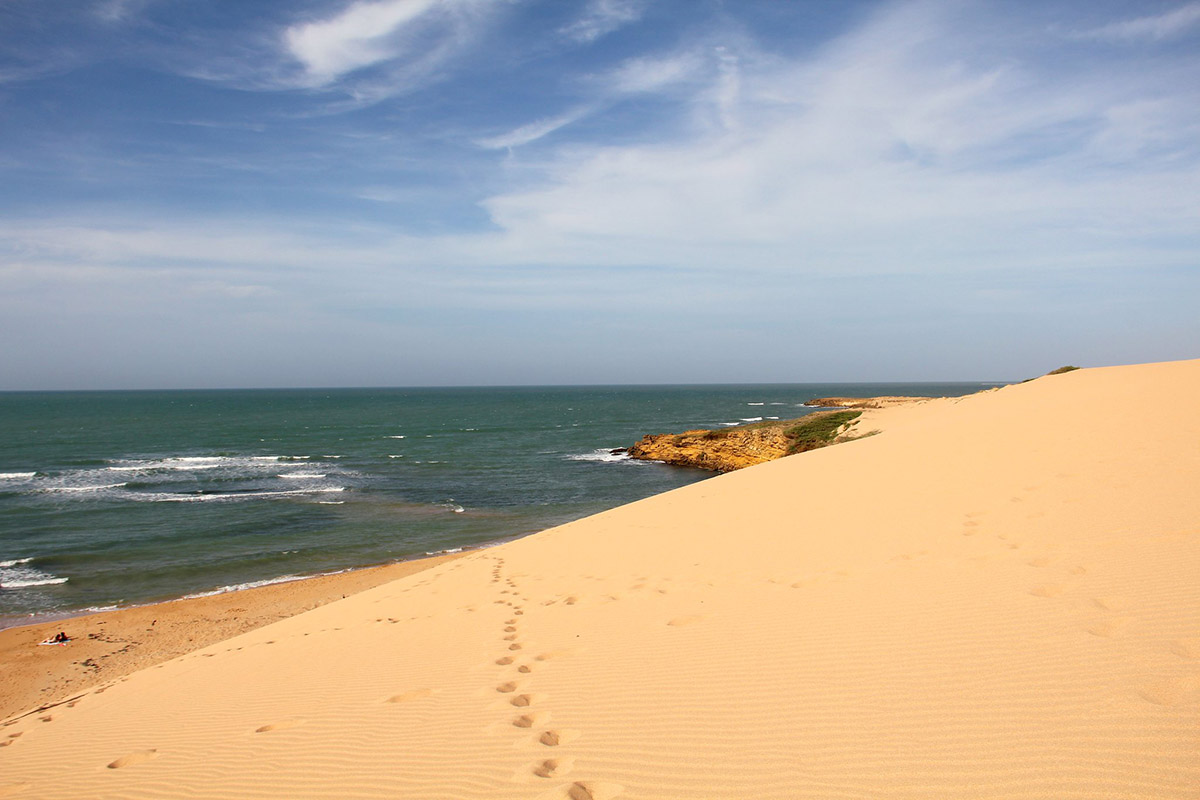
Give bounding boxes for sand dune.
[3,359,1198,798]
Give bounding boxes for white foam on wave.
[719,422,740,427]
[425,546,464,556]
[0,472,36,480]
[42,483,127,493]
[2,576,69,588]
[770,402,787,406]
[386,435,406,439]
[182,574,303,599]
[278,472,327,479]
[568,449,632,464]
[747,402,765,406]
[108,455,293,473]
[137,486,346,503]
[740,417,763,423]
[182,568,354,600]
[0,559,68,590]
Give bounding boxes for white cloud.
[1075,2,1200,42]
[283,0,485,88]
[560,0,644,43]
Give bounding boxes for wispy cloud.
[473,1,1200,274]
[606,51,704,94]
[92,0,154,24]
[559,0,645,43]
[475,107,595,150]
[1073,2,1200,42]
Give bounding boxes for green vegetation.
[1046,365,1080,375]
[783,411,863,455]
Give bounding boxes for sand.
[0,554,464,723]
[2,359,1197,799]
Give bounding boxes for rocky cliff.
[804,396,931,409]
[626,411,863,473]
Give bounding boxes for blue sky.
[1,0,1197,389]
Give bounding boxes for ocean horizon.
[0,381,1000,625]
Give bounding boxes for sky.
[1,0,1197,389]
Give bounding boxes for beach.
[0,554,463,723]
[2,359,1198,798]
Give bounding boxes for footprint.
[536,650,573,661]
[495,656,515,666]
[533,757,574,778]
[255,719,304,733]
[510,693,544,707]
[509,643,523,651]
[566,781,624,800]
[1029,584,1065,598]
[564,596,579,606]
[667,614,704,627]
[504,634,519,641]
[505,626,518,633]
[1138,675,1200,706]
[1170,639,1200,659]
[386,688,434,703]
[1087,617,1131,638]
[518,665,532,674]
[107,750,158,769]
[496,682,520,693]
[513,712,550,728]
[539,729,581,746]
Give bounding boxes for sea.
[0,382,999,625]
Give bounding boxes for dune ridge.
[2,359,1198,798]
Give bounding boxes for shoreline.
[0,545,479,633]
[0,550,467,722]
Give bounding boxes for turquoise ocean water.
[0,383,998,624]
